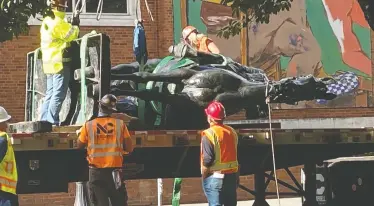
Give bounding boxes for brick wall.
[0,0,373,205]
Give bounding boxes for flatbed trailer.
[18,32,374,205]
[8,121,374,206]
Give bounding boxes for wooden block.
[8,121,52,133]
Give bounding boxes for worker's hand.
[76,127,82,136]
[265,96,270,104]
[71,16,80,26]
[201,166,210,179]
[168,45,175,54]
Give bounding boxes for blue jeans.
[0,190,18,206]
[40,66,70,125]
[202,173,237,206]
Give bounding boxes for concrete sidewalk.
[167,197,302,206]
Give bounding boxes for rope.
[264,75,281,206]
[72,0,86,19]
[144,0,154,21]
[96,0,103,20]
[135,0,154,22]
[77,31,97,124]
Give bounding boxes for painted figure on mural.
[188,0,372,108]
[201,0,321,78]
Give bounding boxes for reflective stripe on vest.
[0,177,17,189]
[65,26,76,39]
[87,119,123,158]
[204,128,238,171]
[43,57,72,65]
[0,132,17,194]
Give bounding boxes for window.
[28,0,140,26]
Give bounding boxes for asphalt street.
[166,197,302,206]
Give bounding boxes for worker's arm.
[201,135,215,178]
[0,135,8,163]
[206,39,220,54]
[53,21,79,43]
[122,124,134,153]
[77,124,88,149]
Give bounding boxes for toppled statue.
[111,43,338,129]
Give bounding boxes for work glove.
[76,127,82,136]
[71,16,80,26]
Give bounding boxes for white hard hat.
[0,107,11,123]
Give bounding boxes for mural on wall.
[173,0,374,109]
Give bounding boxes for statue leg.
[111,68,198,83]
[213,88,268,119]
[111,88,192,106]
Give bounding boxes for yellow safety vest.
[0,132,18,195]
[40,10,79,74]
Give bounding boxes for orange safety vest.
[86,118,125,168]
[196,34,213,53]
[200,124,239,174]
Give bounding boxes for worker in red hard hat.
[200,101,239,205]
[182,25,220,54]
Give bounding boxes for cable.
[96,0,103,20]
[264,75,281,206]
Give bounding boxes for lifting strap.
[77,31,97,124]
[264,75,281,206]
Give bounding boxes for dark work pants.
[202,173,237,206]
[0,190,18,206]
[88,168,128,206]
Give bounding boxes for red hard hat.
[182,26,197,40]
[205,101,226,120]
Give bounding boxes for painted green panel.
[173,0,182,44]
[352,23,371,58]
[187,0,207,33]
[305,0,369,77]
[280,56,291,71]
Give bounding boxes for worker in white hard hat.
[181,25,220,54]
[0,107,19,205]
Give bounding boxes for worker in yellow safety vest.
[0,107,19,206]
[40,0,80,126]
[201,101,239,206]
[77,94,134,206]
[182,25,220,54]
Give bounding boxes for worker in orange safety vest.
[201,101,239,206]
[182,25,220,54]
[77,94,134,206]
